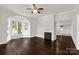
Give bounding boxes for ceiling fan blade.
[37,11,40,13]
[26,8,32,10]
[38,8,44,10]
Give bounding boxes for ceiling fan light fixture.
[33,10,38,13]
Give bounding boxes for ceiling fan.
[26,4,44,13]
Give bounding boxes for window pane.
[18,21,22,34]
[12,21,17,29]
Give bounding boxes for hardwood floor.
[0,35,78,55]
[55,35,77,55]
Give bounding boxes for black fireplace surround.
[44,32,52,41]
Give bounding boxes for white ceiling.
[1,4,79,27]
[0,4,75,17]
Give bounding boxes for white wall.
[36,14,55,41]
[76,15,79,50]
[71,15,77,49]
[73,15,79,50]
[0,10,7,44]
[0,8,23,44]
[28,17,38,37]
[69,13,79,50]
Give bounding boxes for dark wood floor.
[0,35,78,55]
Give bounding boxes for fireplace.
[44,32,52,41]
